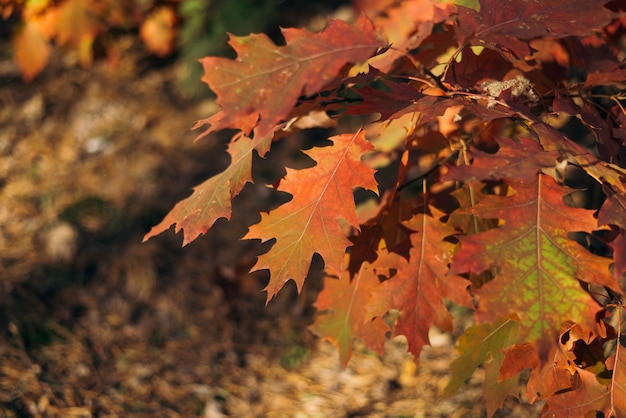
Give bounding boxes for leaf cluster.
[5,0,178,81]
[146,0,626,415]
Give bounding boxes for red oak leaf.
[445,136,559,183]
[144,135,270,245]
[454,0,617,61]
[367,213,472,359]
[245,131,378,301]
[525,346,574,403]
[364,0,455,72]
[197,16,385,138]
[499,342,538,379]
[347,80,449,121]
[533,121,626,193]
[451,175,617,343]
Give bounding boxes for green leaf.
[444,316,519,397]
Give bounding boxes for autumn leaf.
[451,175,617,343]
[598,190,626,279]
[245,131,378,301]
[499,343,538,381]
[525,346,574,403]
[539,317,626,416]
[598,190,626,230]
[483,342,522,417]
[606,336,626,418]
[48,0,101,66]
[140,6,177,57]
[197,16,385,138]
[444,316,519,397]
[13,20,50,81]
[543,368,611,417]
[533,121,626,193]
[144,135,270,245]
[347,80,449,122]
[445,136,559,183]
[311,256,390,365]
[454,0,617,61]
[362,0,455,72]
[366,212,472,359]
[445,47,513,88]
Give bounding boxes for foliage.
[145,0,626,415]
[5,0,178,80]
[4,0,337,91]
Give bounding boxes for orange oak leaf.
[542,368,613,417]
[311,257,389,365]
[541,315,626,417]
[599,190,626,230]
[526,348,573,404]
[245,131,378,301]
[451,174,617,344]
[499,343,538,381]
[197,16,385,138]
[144,135,270,245]
[366,212,472,359]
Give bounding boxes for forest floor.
[0,33,543,418]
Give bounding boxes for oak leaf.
[543,368,612,417]
[197,16,385,138]
[444,316,519,397]
[533,122,626,193]
[245,131,378,301]
[455,0,617,61]
[144,135,270,245]
[451,175,617,343]
[311,256,390,365]
[606,338,626,418]
[363,0,454,72]
[348,80,448,122]
[367,212,472,359]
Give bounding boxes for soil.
[0,32,543,418]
